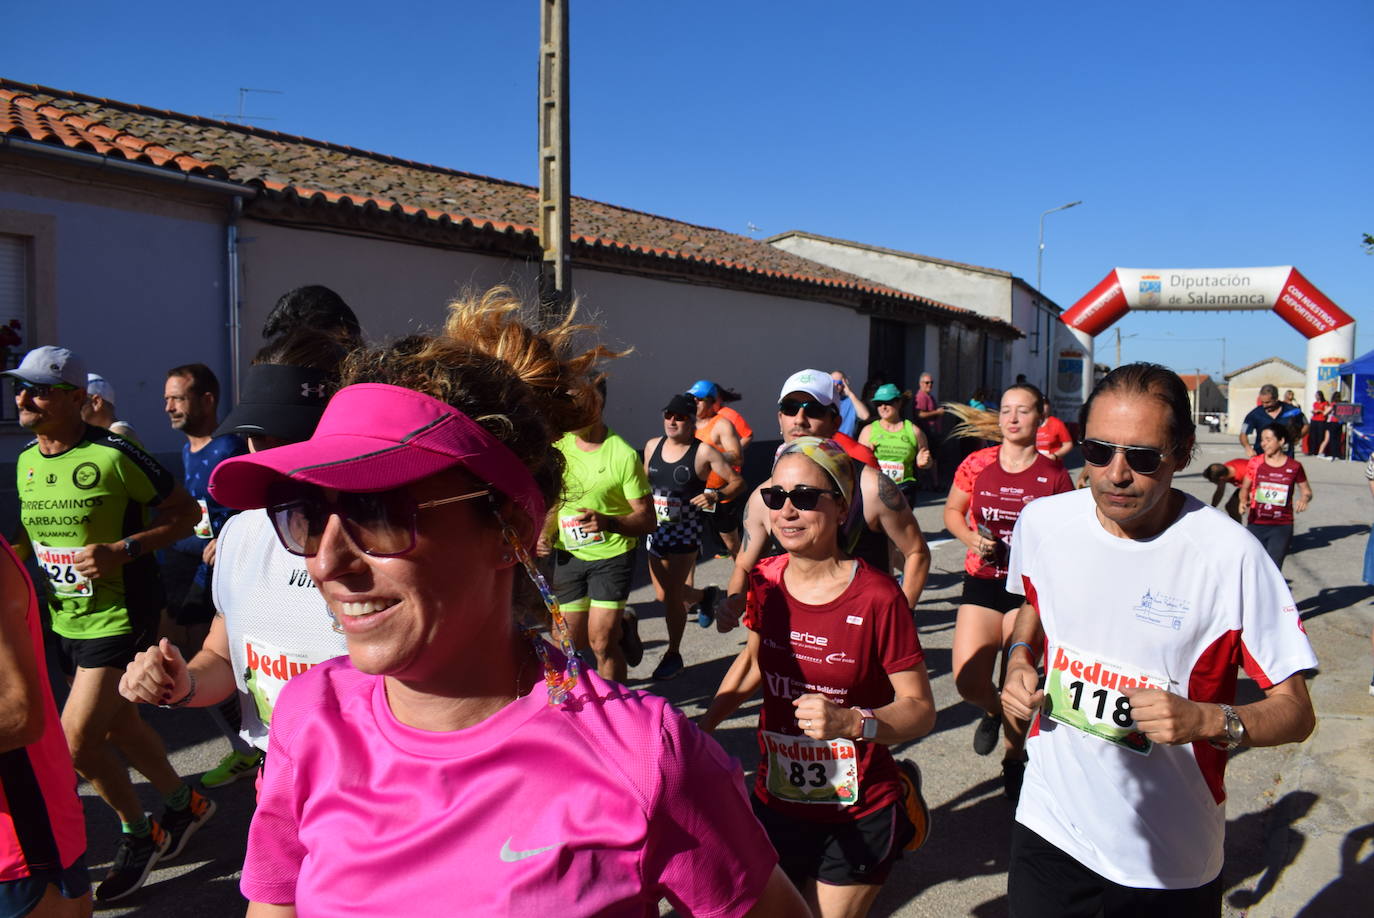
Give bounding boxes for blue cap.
[686,380,718,398]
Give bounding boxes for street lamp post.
[1037,200,1083,297]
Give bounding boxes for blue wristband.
[1006,641,1036,661]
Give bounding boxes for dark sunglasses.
[663,412,691,422]
[14,380,77,398]
[1079,438,1166,475]
[778,398,831,420]
[759,485,841,511]
[267,486,491,558]
[872,399,898,407]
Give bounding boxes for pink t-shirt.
[242,657,776,917]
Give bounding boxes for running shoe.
[620,607,644,668]
[201,748,264,788]
[896,759,932,851]
[160,789,217,861]
[96,824,170,902]
[651,650,685,681]
[694,586,721,628]
[972,713,1001,756]
[1002,756,1027,804]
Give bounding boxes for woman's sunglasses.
[1079,438,1165,475]
[267,486,490,557]
[778,398,830,420]
[759,485,841,511]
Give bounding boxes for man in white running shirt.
[1000,363,1316,918]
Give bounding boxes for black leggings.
[1247,522,1293,571]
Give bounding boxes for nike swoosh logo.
[500,838,560,862]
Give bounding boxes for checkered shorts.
[647,507,704,557]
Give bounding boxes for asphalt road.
[84,431,1374,916]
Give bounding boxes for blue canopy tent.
[1337,350,1374,461]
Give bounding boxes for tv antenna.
[213,88,283,124]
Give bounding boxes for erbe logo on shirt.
[1132,588,1190,630]
[999,486,1024,496]
[791,630,828,647]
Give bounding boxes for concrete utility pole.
[538,0,572,322]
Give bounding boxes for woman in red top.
[942,383,1072,800]
[701,437,934,918]
[1239,422,1313,571]
[1309,390,1335,460]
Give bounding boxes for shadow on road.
[1224,790,1317,909]
[1294,822,1374,916]
[1296,584,1374,622]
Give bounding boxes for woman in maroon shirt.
[701,437,934,918]
[1239,422,1313,570]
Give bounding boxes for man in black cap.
[119,330,352,784]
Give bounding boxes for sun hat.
[778,369,837,407]
[871,383,902,403]
[209,383,546,526]
[214,364,332,443]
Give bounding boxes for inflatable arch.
[1057,266,1355,411]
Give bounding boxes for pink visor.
[208,383,546,526]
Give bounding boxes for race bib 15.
[1044,643,1168,755]
[559,514,605,549]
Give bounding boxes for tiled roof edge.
[766,229,1012,278]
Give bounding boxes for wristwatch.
[1212,703,1246,750]
[122,537,142,559]
[856,708,878,740]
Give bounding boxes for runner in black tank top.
[642,395,746,680]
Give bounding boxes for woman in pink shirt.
[209,288,807,918]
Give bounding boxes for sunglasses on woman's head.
[778,399,830,420]
[759,485,840,511]
[267,486,491,557]
[1079,438,1166,475]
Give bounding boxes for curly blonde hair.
[339,286,618,521]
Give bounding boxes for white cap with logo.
[778,369,837,407]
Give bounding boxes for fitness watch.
[1212,703,1246,750]
[856,708,878,740]
[122,537,142,559]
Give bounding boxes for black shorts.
[0,854,91,915]
[552,549,636,608]
[161,547,216,626]
[960,573,1024,614]
[751,797,913,887]
[706,494,744,533]
[56,617,155,678]
[1008,822,1223,918]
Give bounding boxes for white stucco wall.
[0,167,230,457]
[770,234,1013,319]
[1226,363,1306,437]
[238,221,869,448]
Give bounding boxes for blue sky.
[5,1,1370,382]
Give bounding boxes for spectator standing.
[82,373,138,442]
[913,372,945,487]
[1309,390,1336,460]
[1035,399,1073,464]
[831,370,872,439]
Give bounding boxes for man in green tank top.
[6,346,212,902]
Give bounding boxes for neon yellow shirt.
[552,431,650,560]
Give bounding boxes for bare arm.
[121,617,237,708]
[694,443,745,504]
[720,484,772,630]
[0,549,43,752]
[867,468,929,607]
[699,631,762,732]
[582,495,657,538]
[849,393,871,423]
[713,419,743,468]
[741,865,809,918]
[1239,429,1251,452]
[1210,481,1226,508]
[795,665,935,745]
[1052,441,1073,461]
[858,422,874,447]
[1124,671,1315,748]
[1294,479,1313,513]
[247,904,296,918]
[1236,476,1251,517]
[943,485,995,557]
[1000,603,1045,723]
[74,483,200,580]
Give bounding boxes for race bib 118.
[1044,643,1168,756]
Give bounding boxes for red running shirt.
[1247,457,1307,526]
[1035,416,1072,459]
[953,446,1074,579]
[744,555,923,823]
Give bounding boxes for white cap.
[778,369,837,406]
[2,346,87,388]
[86,373,116,405]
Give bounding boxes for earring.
[493,509,579,705]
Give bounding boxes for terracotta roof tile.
[0,78,1017,333]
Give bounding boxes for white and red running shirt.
[240,657,776,916]
[1007,488,1317,889]
[744,555,924,822]
[1245,457,1307,527]
[953,447,1073,579]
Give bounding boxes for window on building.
[0,234,32,422]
